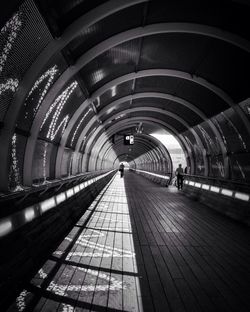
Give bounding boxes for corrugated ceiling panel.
[135,76,180,94]
[130,111,187,133]
[139,34,209,73]
[196,39,250,102]
[132,97,203,126]
[67,3,144,61]
[80,39,140,93]
[146,1,250,41]
[135,76,228,117]
[176,79,229,117]
[100,100,131,123]
[41,0,107,32]
[96,80,134,112]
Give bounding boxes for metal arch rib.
[100,140,160,171]
[30,22,250,146]
[140,133,173,160]
[105,142,159,165]
[20,23,250,186]
[117,132,172,158]
[92,127,173,169]
[87,118,193,174]
[102,135,165,162]
[106,136,170,169]
[74,95,204,154]
[55,89,202,177]
[87,119,184,156]
[74,105,206,160]
[36,68,229,180]
[102,118,192,161]
[54,69,228,177]
[57,67,233,151]
[60,86,207,154]
[98,92,207,119]
[4,0,147,123]
[105,138,160,164]
[38,22,250,125]
[0,0,147,191]
[89,68,235,107]
[112,154,137,168]
[21,21,250,185]
[54,72,229,177]
[87,106,208,172]
[73,105,191,161]
[112,154,137,167]
[85,118,191,167]
[104,107,191,129]
[45,23,250,145]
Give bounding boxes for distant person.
[175,164,184,190]
[119,163,125,178]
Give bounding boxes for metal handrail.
[184,173,250,186]
[0,169,112,200]
[0,169,117,218]
[183,174,250,192]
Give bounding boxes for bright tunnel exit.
[119,161,130,169]
[150,133,186,173]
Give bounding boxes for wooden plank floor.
[7,171,250,312]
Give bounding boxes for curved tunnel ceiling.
[1,0,250,191]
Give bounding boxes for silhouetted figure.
[175,164,184,190]
[119,163,125,178]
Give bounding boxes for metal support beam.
[76,105,208,175]
[84,117,194,174]
[5,21,249,189]
[0,0,148,191]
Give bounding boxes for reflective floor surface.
[7,172,250,312]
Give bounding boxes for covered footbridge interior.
[0,1,250,311]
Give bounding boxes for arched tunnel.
[1,1,250,311]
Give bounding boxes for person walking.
[119,163,125,178]
[175,164,184,190]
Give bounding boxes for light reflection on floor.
[9,173,143,312]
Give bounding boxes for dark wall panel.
[61,149,72,177]
[183,131,205,175]
[8,133,27,190]
[66,105,95,149]
[39,80,85,143]
[16,53,67,131]
[0,0,52,121]
[32,139,54,183]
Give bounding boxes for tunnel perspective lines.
[0,170,115,239]
[1,2,250,310]
[10,173,142,312]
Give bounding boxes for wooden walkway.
[7,171,250,312]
